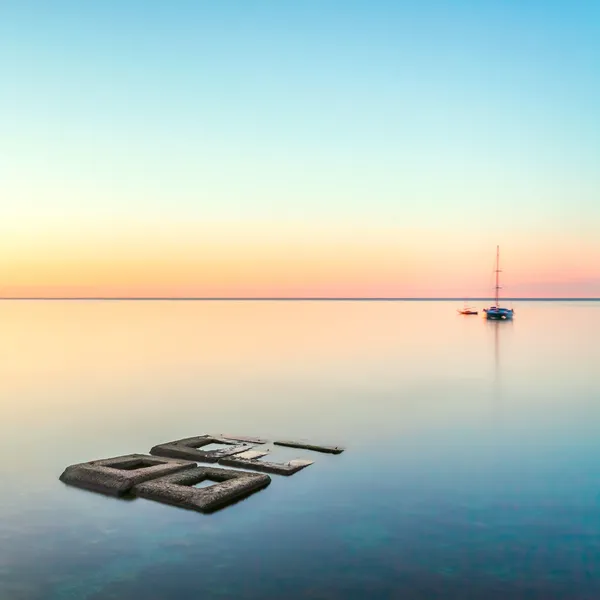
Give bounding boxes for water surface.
[1,300,599,599]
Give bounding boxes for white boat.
[483,246,514,321]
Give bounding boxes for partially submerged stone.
[274,440,345,454]
[219,455,314,476]
[233,450,270,460]
[215,434,268,444]
[59,454,196,497]
[133,466,271,513]
[150,435,252,463]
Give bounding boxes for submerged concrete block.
[274,440,345,454]
[150,435,252,463]
[133,466,271,513]
[234,450,270,460]
[219,455,314,476]
[59,454,196,497]
[215,434,268,444]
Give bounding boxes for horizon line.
[1,297,599,302]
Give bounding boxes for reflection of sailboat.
[493,321,499,381]
[488,320,502,405]
[483,245,514,320]
[488,317,514,403]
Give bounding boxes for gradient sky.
[1,0,599,297]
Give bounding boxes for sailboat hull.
[484,308,514,320]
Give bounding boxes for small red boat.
[457,301,478,315]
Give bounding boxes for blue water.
[1,300,600,599]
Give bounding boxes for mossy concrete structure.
[274,440,345,454]
[150,435,252,463]
[59,454,196,496]
[134,466,271,513]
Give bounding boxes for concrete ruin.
[133,466,271,513]
[219,450,314,476]
[150,435,252,463]
[274,440,345,454]
[58,433,346,513]
[215,434,268,444]
[59,453,196,496]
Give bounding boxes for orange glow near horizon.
[1,224,599,298]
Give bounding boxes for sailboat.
[483,245,514,320]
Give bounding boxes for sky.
[1,0,599,297]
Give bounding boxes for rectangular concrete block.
[218,455,314,476]
[150,435,253,463]
[234,450,270,460]
[133,466,271,513]
[274,440,345,454]
[214,434,269,444]
[59,454,196,497]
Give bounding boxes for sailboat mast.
[495,245,500,306]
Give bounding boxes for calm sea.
[1,300,600,599]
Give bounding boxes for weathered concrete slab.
[274,440,345,454]
[219,455,314,476]
[59,454,196,497]
[234,450,270,460]
[150,435,252,463]
[215,434,268,444]
[133,466,270,513]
